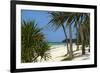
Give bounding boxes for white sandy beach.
[37,44,90,62]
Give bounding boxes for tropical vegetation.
[21,11,90,62]
[48,12,90,60]
[21,20,51,63]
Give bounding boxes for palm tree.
[72,13,90,55]
[74,13,82,50]
[74,13,90,55]
[48,12,74,59]
[80,13,90,55]
[21,20,51,63]
[65,13,77,58]
[48,12,90,59]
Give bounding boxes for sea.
[48,42,67,46]
[48,42,77,49]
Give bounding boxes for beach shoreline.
[37,44,90,62]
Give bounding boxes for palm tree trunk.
[76,24,79,50]
[80,27,85,55]
[69,24,73,59]
[88,44,90,52]
[62,25,70,55]
[82,39,85,55]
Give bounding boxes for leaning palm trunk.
[82,38,85,55]
[62,25,70,55]
[69,24,73,59]
[80,26,85,55]
[76,24,79,51]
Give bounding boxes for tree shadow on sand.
[61,49,90,61]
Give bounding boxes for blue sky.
[21,10,76,42]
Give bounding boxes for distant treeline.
[62,39,78,44]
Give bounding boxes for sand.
[37,44,90,62]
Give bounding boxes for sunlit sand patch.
[37,44,90,62]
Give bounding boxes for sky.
[21,10,76,42]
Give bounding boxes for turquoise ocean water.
[48,42,66,46]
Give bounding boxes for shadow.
[61,57,73,61]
